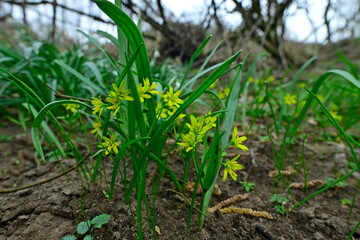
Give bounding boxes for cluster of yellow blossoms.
[90,78,159,155]
[177,113,217,152]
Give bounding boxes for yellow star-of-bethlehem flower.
[204,111,217,129]
[99,133,119,155]
[186,115,208,135]
[330,110,343,122]
[230,127,249,151]
[217,87,230,99]
[222,155,243,182]
[91,117,102,137]
[64,103,79,113]
[267,76,275,83]
[106,81,134,115]
[91,96,106,116]
[283,93,297,105]
[162,86,183,108]
[177,132,204,152]
[137,78,159,102]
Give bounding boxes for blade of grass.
[290,70,360,140]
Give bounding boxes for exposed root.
[220,206,273,220]
[268,167,296,177]
[208,193,248,213]
[290,179,325,189]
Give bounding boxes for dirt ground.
[1,121,360,240]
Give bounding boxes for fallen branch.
[0,154,89,194]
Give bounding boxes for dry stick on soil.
[0,155,88,194]
[208,193,249,213]
[290,180,325,189]
[46,83,94,103]
[220,206,274,220]
[162,188,208,218]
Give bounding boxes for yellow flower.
[230,127,248,151]
[284,93,297,105]
[204,111,217,129]
[222,155,243,182]
[330,110,343,122]
[217,87,230,99]
[255,79,264,85]
[267,76,275,83]
[209,79,219,89]
[177,132,204,152]
[248,76,254,83]
[299,82,306,88]
[317,95,324,102]
[137,78,159,102]
[99,133,119,155]
[91,117,102,137]
[64,103,79,113]
[186,115,207,135]
[156,102,168,119]
[106,81,134,115]
[167,107,186,120]
[91,96,106,116]
[163,86,183,108]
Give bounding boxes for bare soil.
[1,122,360,240]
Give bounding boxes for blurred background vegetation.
[0,0,359,69]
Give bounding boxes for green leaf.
[275,205,286,215]
[91,214,110,228]
[76,220,91,235]
[31,100,92,161]
[55,60,106,95]
[84,235,93,240]
[61,235,76,240]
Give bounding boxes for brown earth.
[1,121,360,240]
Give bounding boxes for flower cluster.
[222,127,248,182]
[64,103,79,113]
[177,112,217,152]
[284,93,297,105]
[106,82,134,115]
[137,78,159,102]
[98,133,119,155]
[156,86,185,120]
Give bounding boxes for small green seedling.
[240,181,255,192]
[325,177,348,188]
[102,190,110,199]
[62,214,110,240]
[270,194,289,215]
[342,198,351,205]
